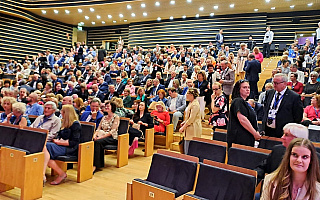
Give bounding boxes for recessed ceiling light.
[124,19,128,22]
[170,0,175,5]
[271,7,275,10]
[113,20,117,23]
[210,13,215,16]
[97,15,101,19]
[187,0,192,2]
[90,8,95,12]
[182,15,186,19]
[157,17,161,21]
[78,9,82,13]
[230,4,235,8]
[170,16,174,20]
[213,5,218,9]
[195,14,200,18]
[53,10,58,14]
[265,0,270,2]
[290,5,295,8]
[300,34,304,36]
[312,33,316,36]
[41,10,46,14]
[199,7,204,11]
[102,21,105,24]
[131,13,136,17]
[143,12,147,16]
[80,22,84,25]
[155,2,160,6]
[92,22,95,25]
[85,16,89,20]
[108,15,112,18]
[254,8,259,11]
[65,10,70,14]
[141,3,146,7]
[119,14,124,18]
[127,5,132,9]
[307,3,313,6]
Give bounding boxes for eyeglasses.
[212,88,220,90]
[273,81,284,85]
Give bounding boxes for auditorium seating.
[28,114,38,124]
[184,159,257,200]
[0,124,48,200]
[228,144,271,170]
[138,128,155,157]
[188,137,227,163]
[308,126,320,142]
[52,121,95,183]
[258,136,282,150]
[212,128,227,142]
[127,149,199,200]
[154,113,174,149]
[104,117,130,167]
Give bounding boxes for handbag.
[178,136,185,154]
[132,123,140,130]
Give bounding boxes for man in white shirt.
[263,26,274,58]
[288,64,305,84]
[316,22,320,42]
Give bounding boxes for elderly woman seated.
[112,97,134,118]
[4,102,30,126]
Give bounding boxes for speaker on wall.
[115,30,121,34]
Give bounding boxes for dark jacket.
[80,111,104,130]
[133,112,154,134]
[57,121,81,156]
[98,49,107,62]
[245,59,261,82]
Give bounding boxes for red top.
[287,82,304,94]
[151,110,170,133]
[254,52,264,63]
[304,105,320,121]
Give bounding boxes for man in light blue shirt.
[25,93,44,116]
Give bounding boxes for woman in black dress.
[302,71,320,107]
[227,80,261,148]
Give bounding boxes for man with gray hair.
[30,101,61,142]
[255,123,309,184]
[80,98,103,129]
[262,73,303,138]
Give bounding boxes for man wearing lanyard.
[262,73,303,138]
[30,102,61,142]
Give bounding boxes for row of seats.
[127,150,257,200]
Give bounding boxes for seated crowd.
[2,38,320,198]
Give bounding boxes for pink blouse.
[124,85,136,96]
[254,52,264,63]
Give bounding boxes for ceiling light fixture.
[271,7,275,10]
[300,34,304,36]
[113,20,117,23]
[170,16,174,20]
[195,14,199,17]
[131,13,136,17]
[199,6,204,11]
[265,0,270,2]
[170,0,175,5]
[78,9,82,13]
[102,21,105,24]
[41,10,46,14]
[290,5,295,8]
[141,3,146,7]
[187,0,192,2]
[213,5,218,9]
[155,2,160,6]
[92,22,95,25]
[108,15,112,18]
[124,19,128,22]
[254,8,259,11]
[143,12,147,16]
[65,10,70,14]
[230,4,235,8]
[53,10,58,14]
[182,15,186,19]
[85,16,89,20]
[307,3,313,6]
[119,14,124,18]
[97,15,101,19]
[127,5,132,9]
[90,8,95,12]
[210,13,215,16]
[80,22,84,25]
[157,17,161,21]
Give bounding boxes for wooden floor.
[0,58,278,200]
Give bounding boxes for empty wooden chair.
[213,128,227,142]
[258,136,282,150]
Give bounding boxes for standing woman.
[236,43,250,81]
[261,138,320,200]
[193,70,208,120]
[209,82,228,130]
[179,88,202,154]
[43,105,81,185]
[227,80,260,148]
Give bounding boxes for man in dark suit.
[28,74,41,89]
[58,63,70,76]
[130,70,141,86]
[98,46,107,62]
[90,84,105,102]
[105,85,119,101]
[247,35,256,51]
[51,74,63,90]
[215,29,224,50]
[150,78,165,97]
[80,98,103,129]
[65,81,78,96]
[178,64,192,79]
[114,77,125,94]
[98,77,109,93]
[165,71,178,88]
[254,123,308,183]
[46,49,54,69]
[151,53,164,79]
[262,73,303,138]
[74,42,83,65]
[245,54,261,99]
[140,68,152,86]
[112,49,122,59]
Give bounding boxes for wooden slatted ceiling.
[0,13,72,62]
